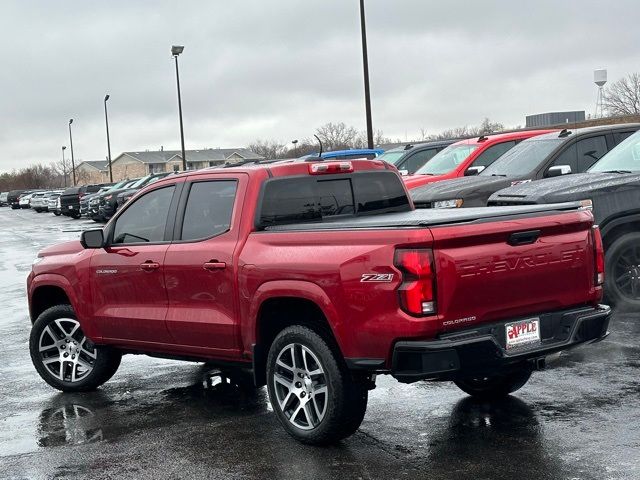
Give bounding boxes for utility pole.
[68,119,76,186]
[359,0,374,149]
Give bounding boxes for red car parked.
[403,130,555,190]
[28,159,609,444]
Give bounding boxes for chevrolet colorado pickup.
[489,129,640,309]
[28,159,610,444]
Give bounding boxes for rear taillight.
[592,225,605,286]
[394,249,436,316]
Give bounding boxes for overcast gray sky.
[1,0,638,171]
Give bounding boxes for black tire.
[605,232,640,310]
[53,211,61,216]
[30,305,121,392]
[454,368,532,400]
[266,325,367,445]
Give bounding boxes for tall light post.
[292,139,298,157]
[359,0,374,149]
[171,45,187,171]
[61,146,67,187]
[68,119,76,186]
[104,94,113,182]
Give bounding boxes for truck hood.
[411,176,516,207]
[490,172,640,204]
[38,240,84,258]
[403,174,448,189]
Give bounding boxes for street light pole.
[292,139,298,157]
[61,146,67,187]
[171,45,187,171]
[359,0,374,149]
[104,94,113,182]
[68,119,76,186]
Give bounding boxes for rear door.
[163,173,246,356]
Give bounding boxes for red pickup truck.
[27,159,610,444]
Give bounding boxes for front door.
[164,176,244,355]
[90,184,177,344]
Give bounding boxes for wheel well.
[253,297,338,387]
[602,221,640,250]
[30,286,71,323]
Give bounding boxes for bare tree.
[247,140,287,160]
[604,73,640,116]
[315,122,360,151]
[477,117,505,135]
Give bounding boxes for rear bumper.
[390,305,611,383]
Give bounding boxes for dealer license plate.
[505,318,541,350]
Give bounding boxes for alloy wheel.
[38,318,96,383]
[613,245,640,300]
[272,343,328,430]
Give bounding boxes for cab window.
[403,148,438,173]
[112,186,175,244]
[471,141,517,168]
[180,181,238,241]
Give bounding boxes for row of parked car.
[0,172,173,222]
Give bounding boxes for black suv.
[411,124,640,209]
[60,184,107,219]
[98,173,173,220]
[377,140,457,175]
[489,129,640,308]
[7,190,27,209]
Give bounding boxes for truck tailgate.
[431,209,599,332]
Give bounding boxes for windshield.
[108,180,129,190]
[130,176,151,188]
[414,143,478,175]
[481,137,564,176]
[378,150,406,166]
[589,131,640,173]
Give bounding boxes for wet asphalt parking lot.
[0,207,638,480]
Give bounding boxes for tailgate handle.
[508,230,541,246]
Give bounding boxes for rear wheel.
[30,305,121,392]
[605,232,640,310]
[53,211,61,216]
[266,326,368,445]
[454,369,532,400]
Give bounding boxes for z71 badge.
[360,273,394,282]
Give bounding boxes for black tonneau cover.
[264,202,583,231]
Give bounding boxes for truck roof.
[162,158,393,181]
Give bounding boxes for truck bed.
[264,202,583,231]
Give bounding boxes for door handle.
[203,261,226,271]
[140,261,160,272]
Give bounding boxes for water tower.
[594,69,607,118]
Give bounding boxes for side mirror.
[546,165,572,178]
[398,169,409,176]
[465,166,485,176]
[80,229,105,249]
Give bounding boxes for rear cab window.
[257,171,410,229]
[180,180,238,241]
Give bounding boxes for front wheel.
[30,305,122,392]
[454,369,532,400]
[266,326,368,445]
[53,211,61,216]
